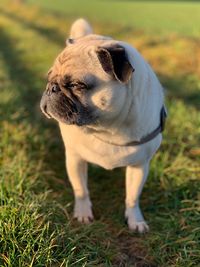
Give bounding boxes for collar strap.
[94,106,167,147]
[124,106,167,146]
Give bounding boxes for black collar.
[94,106,167,146]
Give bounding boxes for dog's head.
[40,21,134,127]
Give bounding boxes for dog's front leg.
[66,148,93,223]
[125,162,150,233]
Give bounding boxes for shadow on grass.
[0,26,67,185]
[0,8,65,47]
[159,74,200,111]
[0,27,41,121]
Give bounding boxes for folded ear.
[96,45,134,83]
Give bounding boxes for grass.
[0,1,200,266]
[26,0,200,37]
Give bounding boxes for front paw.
[74,197,94,224]
[126,219,149,233]
[125,206,149,233]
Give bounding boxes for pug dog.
[40,19,166,233]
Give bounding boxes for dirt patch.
[112,231,156,267]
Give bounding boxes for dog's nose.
[46,83,61,96]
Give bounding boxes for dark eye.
[68,82,79,89]
[67,82,87,90]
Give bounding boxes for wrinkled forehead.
[48,35,114,81]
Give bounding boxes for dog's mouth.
[41,102,52,119]
[40,91,96,126]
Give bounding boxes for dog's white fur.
[59,19,164,232]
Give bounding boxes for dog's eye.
[66,82,87,90]
[68,82,79,89]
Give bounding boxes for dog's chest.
[77,140,143,169]
[59,124,158,170]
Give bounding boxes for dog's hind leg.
[125,162,150,233]
[66,148,93,224]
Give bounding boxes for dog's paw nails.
[75,214,94,224]
[74,198,94,224]
[128,220,149,233]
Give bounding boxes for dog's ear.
[66,19,93,45]
[96,45,134,83]
[70,18,93,39]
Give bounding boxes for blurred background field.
[0,0,200,266]
[27,0,200,37]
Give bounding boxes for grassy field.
[26,0,200,37]
[0,0,200,266]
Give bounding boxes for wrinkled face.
[40,35,133,127]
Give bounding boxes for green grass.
[0,1,200,266]
[26,0,200,37]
